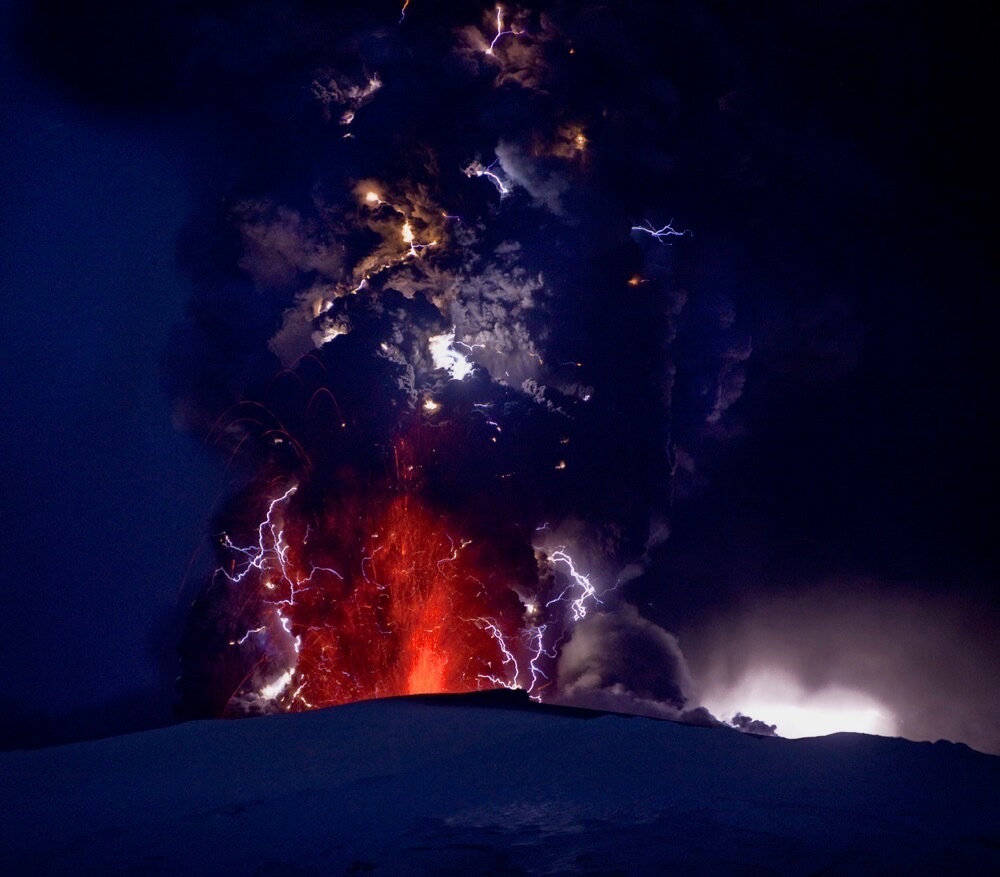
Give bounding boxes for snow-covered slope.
[2,691,998,875]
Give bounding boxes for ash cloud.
[147,0,760,716]
[494,139,571,217]
[554,602,692,716]
[729,713,777,737]
[23,0,926,728]
[15,0,997,746]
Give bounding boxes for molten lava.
[207,434,531,716]
[285,491,521,708]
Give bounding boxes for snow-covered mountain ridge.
[3,690,998,875]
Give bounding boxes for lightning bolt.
[631,219,692,243]
[486,5,516,55]
[546,548,601,621]
[219,485,298,586]
[478,618,521,690]
[463,158,511,197]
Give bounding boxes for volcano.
[2,690,998,874]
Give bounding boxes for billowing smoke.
[5,0,754,722]
[153,0,754,721]
[15,0,995,750]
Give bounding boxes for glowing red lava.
[218,437,529,715]
[289,492,521,707]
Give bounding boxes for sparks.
[184,2,701,728]
[202,435,540,716]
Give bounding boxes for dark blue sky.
[1,13,222,741]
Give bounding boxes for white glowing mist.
[703,668,898,739]
[259,669,295,701]
[429,329,475,380]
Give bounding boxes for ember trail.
[182,396,596,717]
[220,443,529,714]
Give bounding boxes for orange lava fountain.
[217,437,529,715]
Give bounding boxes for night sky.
[2,0,996,752]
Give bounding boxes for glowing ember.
[286,492,516,707]
[184,398,611,719]
[195,429,552,716]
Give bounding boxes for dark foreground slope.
[2,691,998,875]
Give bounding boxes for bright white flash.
[703,669,898,740]
[429,329,475,380]
[259,668,295,701]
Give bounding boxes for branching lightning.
[463,158,511,197]
[546,548,601,620]
[486,5,518,55]
[631,220,692,243]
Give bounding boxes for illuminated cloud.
[684,584,1000,753]
[428,329,475,380]
[310,70,381,125]
[703,668,898,739]
[14,0,994,756]
[495,139,570,216]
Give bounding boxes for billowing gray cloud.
[554,602,694,716]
